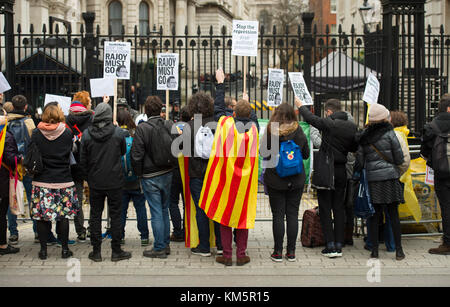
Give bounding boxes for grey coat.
[356,121,404,182]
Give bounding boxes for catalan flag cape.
[0,120,7,166]
[199,116,259,229]
[178,154,216,248]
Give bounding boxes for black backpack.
[144,119,177,168]
[7,118,31,156]
[23,140,44,176]
[431,122,450,179]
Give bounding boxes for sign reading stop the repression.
[103,41,131,80]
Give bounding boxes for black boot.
[396,247,405,261]
[62,249,73,259]
[370,246,379,259]
[89,247,102,262]
[111,249,132,262]
[39,249,47,260]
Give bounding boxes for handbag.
[354,168,375,219]
[9,157,25,216]
[23,140,43,176]
[311,141,335,190]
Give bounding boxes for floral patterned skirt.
[31,185,79,221]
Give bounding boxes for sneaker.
[47,236,58,246]
[236,256,250,266]
[429,244,450,255]
[111,250,132,262]
[285,252,296,262]
[0,245,20,255]
[86,228,91,238]
[270,252,283,262]
[216,256,232,266]
[334,243,343,257]
[216,249,223,255]
[141,239,150,247]
[77,232,87,242]
[191,247,211,257]
[321,247,338,258]
[143,248,167,259]
[8,234,18,245]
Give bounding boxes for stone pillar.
[176,0,187,36]
[29,0,50,33]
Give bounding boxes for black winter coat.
[0,132,20,198]
[131,116,175,178]
[299,106,357,165]
[66,110,94,181]
[356,121,404,182]
[31,128,74,184]
[421,112,450,169]
[80,123,126,190]
[262,123,310,191]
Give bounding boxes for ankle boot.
[370,246,379,259]
[39,249,47,260]
[396,247,405,261]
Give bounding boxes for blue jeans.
[141,172,173,251]
[121,189,149,240]
[365,209,396,252]
[189,177,222,251]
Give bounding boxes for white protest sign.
[103,41,131,80]
[362,73,380,104]
[267,68,284,107]
[425,166,434,186]
[0,73,11,93]
[231,20,259,57]
[289,72,313,105]
[44,94,72,116]
[157,53,179,91]
[90,78,115,98]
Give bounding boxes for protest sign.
[157,53,179,91]
[44,94,72,116]
[289,72,313,105]
[0,73,11,93]
[231,20,259,57]
[362,73,380,105]
[90,78,115,98]
[103,41,131,80]
[267,68,284,107]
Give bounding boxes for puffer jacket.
[262,122,310,191]
[356,121,404,182]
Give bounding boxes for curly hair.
[187,91,214,118]
[72,91,91,108]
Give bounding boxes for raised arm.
[214,68,227,121]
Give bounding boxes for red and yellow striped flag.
[0,120,7,166]
[178,154,216,248]
[199,116,259,229]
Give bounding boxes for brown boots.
[429,244,450,255]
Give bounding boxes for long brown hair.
[267,103,298,134]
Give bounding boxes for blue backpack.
[276,140,303,178]
[121,136,138,182]
[7,118,31,156]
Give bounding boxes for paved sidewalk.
[1,216,449,287]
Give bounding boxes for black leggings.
[369,203,402,250]
[37,219,69,250]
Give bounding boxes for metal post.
[82,12,96,91]
[301,12,315,113]
[0,0,16,100]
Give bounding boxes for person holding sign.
[296,97,358,258]
[421,93,450,255]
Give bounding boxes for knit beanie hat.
[69,101,87,113]
[368,104,390,122]
[93,103,112,128]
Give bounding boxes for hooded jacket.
[421,111,450,170]
[7,110,35,138]
[262,122,310,191]
[0,131,20,198]
[31,122,74,185]
[80,103,126,190]
[356,121,404,182]
[66,108,94,181]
